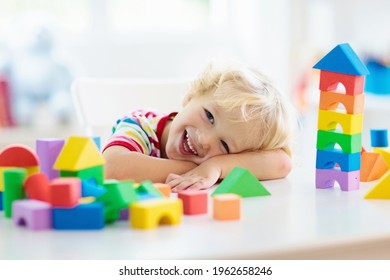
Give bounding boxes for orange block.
[361,152,389,182]
[319,91,364,114]
[154,183,171,198]
[213,194,241,220]
[319,70,365,95]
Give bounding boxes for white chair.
[71,78,190,140]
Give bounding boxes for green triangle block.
[136,180,163,198]
[212,166,271,197]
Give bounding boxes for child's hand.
[166,161,221,192]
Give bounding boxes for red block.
[0,144,39,167]
[49,177,81,208]
[178,190,208,215]
[319,70,365,95]
[25,173,50,202]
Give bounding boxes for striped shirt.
[103,110,176,157]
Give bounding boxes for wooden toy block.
[0,167,13,191]
[319,90,364,114]
[372,148,390,168]
[12,199,52,230]
[154,183,171,197]
[178,190,208,215]
[316,130,361,154]
[212,166,270,197]
[365,170,390,199]
[130,198,183,230]
[318,110,363,135]
[97,180,137,223]
[54,136,105,171]
[136,180,164,198]
[52,202,105,230]
[3,168,27,218]
[60,165,104,185]
[213,194,241,220]
[318,70,365,95]
[313,43,370,76]
[24,173,50,202]
[316,149,360,172]
[316,168,360,191]
[0,144,40,168]
[370,129,388,148]
[49,177,81,208]
[81,178,107,197]
[361,152,389,182]
[0,191,3,211]
[36,138,65,179]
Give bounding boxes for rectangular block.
[316,168,360,191]
[316,130,362,154]
[318,110,363,135]
[316,149,360,172]
[213,194,241,220]
[178,190,208,215]
[13,199,52,230]
[3,168,27,218]
[36,138,65,179]
[319,70,365,95]
[319,90,364,114]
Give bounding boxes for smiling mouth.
[182,130,198,155]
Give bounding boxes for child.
[102,62,295,192]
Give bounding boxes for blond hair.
[186,63,294,153]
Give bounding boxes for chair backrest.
[71,78,190,139]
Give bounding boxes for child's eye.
[221,140,230,154]
[204,109,214,124]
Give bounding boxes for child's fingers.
[165,173,180,184]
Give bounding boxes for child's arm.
[103,146,198,183]
[166,149,292,192]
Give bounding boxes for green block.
[316,130,362,154]
[212,166,271,198]
[60,165,104,185]
[136,180,163,198]
[97,180,138,223]
[3,168,27,218]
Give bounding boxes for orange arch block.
[319,91,365,114]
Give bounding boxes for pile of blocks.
[0,136,271,231]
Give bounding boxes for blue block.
[82,178,107,197]
[52,202,105,230]
[316,149,360,172]
[370,129,388,148]
[0,191,3,211]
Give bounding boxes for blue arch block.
[316,149,360,172]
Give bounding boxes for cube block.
[178,190,208,215]
[213,194,241,220]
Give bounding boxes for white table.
[1,165,390,260]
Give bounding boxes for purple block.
[119,208,129,221]
[36,138,65,179]
[316,168,360,191]
[12,199,52,230]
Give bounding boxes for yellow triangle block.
[365,170,390,199]
[54,136,105,171]
[373,148,390,168]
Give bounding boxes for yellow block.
[79,197,96,204]
[365,170,390,199]
[0,167,13,191]
[373,148,390,168]
[54,136,105,171]
[130,198,182,229]
[318,110,363,135]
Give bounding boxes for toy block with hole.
[317,70,365,95]
[316,168,360,191]
[24,173,50,202]
[371,129,388,148]
[52,202,105,230]
[49,177,81,208]
[316,130,361,154]
[316,149,360,171]
[3,168,27,218]
[130,198,182,230]
[136,180,164,198]
[97,180,138,223]
[12,199,52,230]
[360,152,389,182]
[319,91,365,114]
[318,110,363,135]
[178,190,208,215]
[54,136,105,184]
[212,166,270,197]
[0,144,39,176]
[372,148,390,167]
[0,191,3,210]
[36,138,64,179]
[365,170,390,199]
[154,183,171,198]
[213,194,241,220]
[81,178,107,197]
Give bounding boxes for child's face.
[164,95,257,164]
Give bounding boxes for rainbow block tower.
[313,43,369,191]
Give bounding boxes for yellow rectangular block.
[213,194,241,220]
[130,198,182,229]
[318,110,363,135]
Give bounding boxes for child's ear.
[182,94,192,106]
